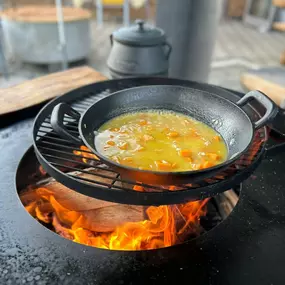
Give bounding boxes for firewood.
[52,215,74,240]
[20,168,196,235]
[78,205,145,232]
[173,204,205,243]
[20,168,146,232]
[223,189,238,208]
[21,168,119,211]
[214,192,234,220]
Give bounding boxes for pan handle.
[50,103,82,144]
[236,90,278,130]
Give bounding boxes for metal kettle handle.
[164,42,172,59]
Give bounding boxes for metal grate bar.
[51,162,122,181]
[36,134,78,144]
[44,118,78,126]
[39,126,79,135]
[41,153,117,172]
[73,107,87,112]
[38,145,85,158]
[78,98,100,103]
[110,173,120,188]
[37,140,94,153]
[68,174,131,191]
[51,161,167,191]
[41,122,79,131]
[72,101,95,107]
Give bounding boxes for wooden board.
[227,0,246,18]
[273,0,285,8]
[272,21,285,32]
[2,0,157,22]
[0,66,107,115]
[280,50,285,65]
[240,67,285,108]
[0,6,92,23]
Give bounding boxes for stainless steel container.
[1,6,91,64]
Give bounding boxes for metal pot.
[107,19,172,78]
[1,7,91,64]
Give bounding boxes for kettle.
[107,19,172,78]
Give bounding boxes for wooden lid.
[1,5,92,23]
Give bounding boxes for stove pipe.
[156,0,220,82]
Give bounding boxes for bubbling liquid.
[95,110,227,172]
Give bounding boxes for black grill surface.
[1,83,285,285]
[33,78,266,205]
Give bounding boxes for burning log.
[223,189,238,208]
[20,166,210,249]
[214,189,238,220]
[21,168,145,232]
[175,199,209,242]
[21,168,119,211]
[80,205,145,232]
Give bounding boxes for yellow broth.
[95,110,228,172]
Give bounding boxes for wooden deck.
[210,20,285,91]
[1,19,285,92]
[213,20,285,66]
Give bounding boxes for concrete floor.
[1,19,285,92]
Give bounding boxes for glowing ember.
[73,146,99,163]
[39,165,47,175]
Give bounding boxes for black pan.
[50,85,277,185]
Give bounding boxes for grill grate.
[33,78,267,205]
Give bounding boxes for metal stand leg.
[96,0,103,26]
[145,0,150,22]
[123,0,130,26]
[55,0,68,70]
[0,20,8,79]
[156,0,219,82]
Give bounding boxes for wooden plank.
[240,67,285,108]
[281,49,285,64]
[0,6,92,23]
[272,22,285,32]
[227,0,246,18]
[0,66,107,115]
[273,0,285,8]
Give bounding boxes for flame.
[39,165,47,175]
[22,133,264,251]
[73,146,99,163]
[21,186,209,250]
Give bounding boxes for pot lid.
[112,19,166,46]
